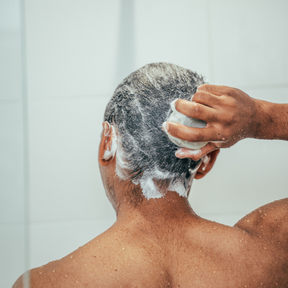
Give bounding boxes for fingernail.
[175,149,184,156]
[162,122,169,133]
[186,149,201,156]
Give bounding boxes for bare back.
[14,199,288,288]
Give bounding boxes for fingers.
[175,99,215,121]
[175,143,218,161]
[191,91,221,108]
[164,122,222,142]
[197,84,233,96]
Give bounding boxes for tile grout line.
[20,1,30,287]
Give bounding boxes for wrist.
[251,98,272,139]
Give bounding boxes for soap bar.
[166,99,208,149]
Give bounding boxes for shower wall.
[0,0,26,287]
[2,0,288,286]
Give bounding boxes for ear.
[98,122,117,167]
[194,149,220,180]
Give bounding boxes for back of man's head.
[104,62,204,200]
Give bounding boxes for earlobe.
[194,149,220,180]
[98,122,118,167]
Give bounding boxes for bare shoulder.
[12,226,165,288]
[234,198,288,242]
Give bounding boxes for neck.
[115,191,198,227]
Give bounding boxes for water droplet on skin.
[179,273,182,276]
[76,280,79,284]
[264,247,267,250]
[195,265,199,269]
[213,271,216,273]
[70,255,73,259]
[161,271,164,274]
[38,272,42,275]
[65,275,68,278]
[122,247,125,250]
[52,269,55,273]
[213,226,217,230]
[246,220,250,222]
[259,236,262,238]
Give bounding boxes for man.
[14,63,288,287]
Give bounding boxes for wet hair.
[104,62,204,200]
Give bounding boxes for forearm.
[253,99,288,140]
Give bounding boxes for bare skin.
[13,124,288,288]
[163,84,288,161]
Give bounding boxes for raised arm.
[164,84,288,160]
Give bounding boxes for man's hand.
[165,84,260,160]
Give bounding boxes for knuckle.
[193,91,206,101]
[228,97,238,107]
[226,88,236,97]
[205,84,215,92]
[209,113,217,122]
[193,131,204,142]
[197,83,207,90]
[192,104,202,118]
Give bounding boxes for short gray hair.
[104,62,205,199]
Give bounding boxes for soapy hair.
[104,62,205,200]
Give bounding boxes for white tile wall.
[0,224,25,288]
[28,96,115,222]
[0,0,22,100]
[134,0,212,81]
[192,138,288,216]
[25,0,121,98]
[0,1,27,286]
[0,103,24,223]
[29,218,115,269]
[210,0,288,87]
